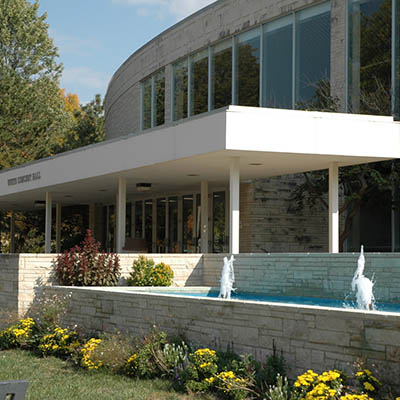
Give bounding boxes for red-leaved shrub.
[55,230,121,286]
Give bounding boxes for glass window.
[156,198,166,252]
[213,191,225,253]
[190,50,209,116]
[126,202,131,238]
[142,79,152,130]
[263,16,293,109]
[348,0,392,116]
[154,70,165,126]
[182,195,194,252]
[145,200,152,252]
[168,197,178,253]
[173,59,188,120]
[135,200,143,238]
[211,40,232,110]
[236,28,261,107]
[295,2,331,109]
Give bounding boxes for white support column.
[329,162,339,253]
[229,157,240,255]
[45,192,52,253]
[116,177,126,253]
[10,211,15,253]
[201,181,209,253]
[56,203,61,253]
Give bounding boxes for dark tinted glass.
[212,40,232,110]
[295,3,331,109]
[237,28,260,107]
[142,79,152,129]
[191,50,209,115]
[349,0,392,115]
[263,17,293,109]
[173,59,188,120]
[154,70,165,126]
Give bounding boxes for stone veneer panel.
[47,285,400,386]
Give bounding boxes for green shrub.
[179,348,219,393]
[127,256,174,286]
[84,332,136,374]
[135,329,168,378]
[38,326,80,358]
[55,230,121,286]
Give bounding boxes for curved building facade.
[0,0,398,255]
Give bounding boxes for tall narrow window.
[126,202,131,238]
[135,200,143,238]
[236,28,261,107]
[173,59,188,120]
[168,197,178,252]
[154,70,165,126]
[142,79,152,129]
[141,70,165,130]
[182,195,194,252]
[263,16,293,109]
[190,50,209,116]
[348,0,392,115]
[211,40,232,110]
[213,191,225,253]
[145,200,152,252]
[295,2,331,109]
[156,198,166,252]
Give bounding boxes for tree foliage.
[0,0,74,170]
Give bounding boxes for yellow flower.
[363,382,375,391]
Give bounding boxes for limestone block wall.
[48,285,400,386]
[239,175,328,253]
[0,254,204,315]
[118,254,203,286]
[204,253,400,303]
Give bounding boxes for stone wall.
[0,254,203,315]
[3,252,400,316]
[239,175,328,253]
[204,253,400,303]
[47,285,400,386]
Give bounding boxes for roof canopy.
[1,106,399,210]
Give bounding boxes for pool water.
[157,290,400,313]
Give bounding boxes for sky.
[35,0,217,104]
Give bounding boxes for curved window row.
[171,1,331,121]
[140,0,400,130]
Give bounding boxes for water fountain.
[218,255,235,299]
[351,245,375,310]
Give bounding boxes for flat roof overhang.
[1,106,399,210]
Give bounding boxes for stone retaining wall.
[0,254,203,315]
[204,253,400,303]
[47,285,400,386]
[2,252,400,315]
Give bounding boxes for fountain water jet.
[219,255,235,299]
[351,245,375,310]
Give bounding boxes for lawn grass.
[0,349,217,400]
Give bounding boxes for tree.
[62,94,105,150]
[0,0,73,170]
